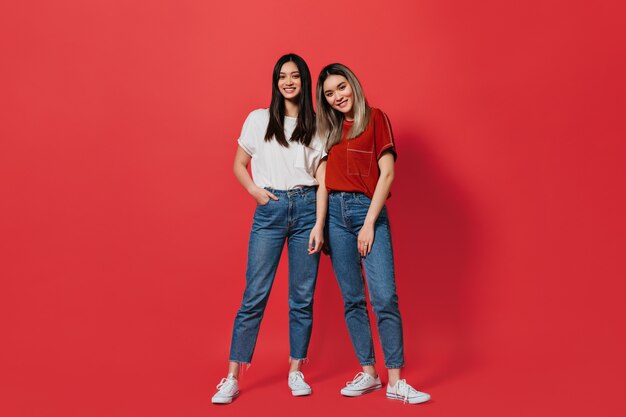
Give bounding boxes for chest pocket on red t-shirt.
[347,145,374,177]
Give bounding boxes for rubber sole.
[386,392,431,404]
[211,390,239,404]
[291,388,312,396]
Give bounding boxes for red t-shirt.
[325,108,396,199]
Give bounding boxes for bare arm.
[233,146,278,204]
[357,151,395,256]
[308,160,328,254]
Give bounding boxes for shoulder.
[240,109,270,137]
[245,108,270,123]
[309,133,327,152]
[369,107,389,122]
[369,107,394,132]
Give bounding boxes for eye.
[325,92,333,98]
[292,74,300,79]
[279,74,286,79]
[339,84,346,90]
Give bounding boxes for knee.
[239,293,268,316]
[370,293,399,315]
[288,303,314,319]
[288,296,314,312]
[289,282,315,304]
[343,297,368,312]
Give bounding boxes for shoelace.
[394,379,417,404]
[289,372,307,387]
[346,372,367,387]
[216,377,236,392]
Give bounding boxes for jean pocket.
[347,149,373,176]
[355,194,372,207]
[305,193,317,206]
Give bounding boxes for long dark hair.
[265,53,316,147]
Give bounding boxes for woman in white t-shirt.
[212,54,327,404]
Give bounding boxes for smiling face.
[277,61,301,101]
[323,74,354,120]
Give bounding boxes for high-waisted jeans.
[229,186,320,363]
[327,191,404,368]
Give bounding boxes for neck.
[284,99,299,118]
[345,110,355,121]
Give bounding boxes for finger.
[267,191,279,200]
[367,241,372,254]
[360,241,369,256]
[308,235,315,251]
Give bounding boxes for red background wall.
[2,1,625,416]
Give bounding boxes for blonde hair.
[316,63,371,151]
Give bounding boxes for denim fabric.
[229,186,320,363]
[327,192,404,368]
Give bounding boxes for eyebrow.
[279,71,300,75]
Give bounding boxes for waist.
[329,190,367,198]
[264,185,317,197]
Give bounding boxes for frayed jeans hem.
[385,364,405,369]
[228,359,251,365]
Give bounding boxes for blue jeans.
[327,192,404,368]
[229,186,320,363]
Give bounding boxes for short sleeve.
[314,134,328,159]
[237,110,263,156]
[373,109,397,160]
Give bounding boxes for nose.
[284,76,293,86]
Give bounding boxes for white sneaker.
[288,371,312,396]
[340,372,382,396]
[386,379,430,404]
[211,375,239,404]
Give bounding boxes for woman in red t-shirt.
[316,63,430,404]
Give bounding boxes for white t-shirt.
[237,108,326,190]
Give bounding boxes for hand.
[357,223,375,257]
[250,186,279,205]
[308,224,324,254]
